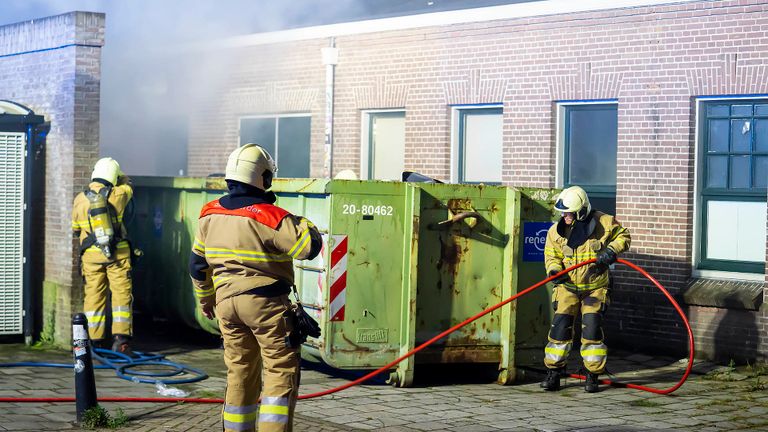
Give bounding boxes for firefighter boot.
[112,334,132,356]
[540,368,563,391]
[585,372,599,393]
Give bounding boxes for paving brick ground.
[1,325,766,431]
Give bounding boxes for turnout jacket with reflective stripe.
[190,199,320,307]
[71,180,133,263]
[544,211,630,292]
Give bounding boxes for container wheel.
[387,370,413,387]
[497,368,515,385]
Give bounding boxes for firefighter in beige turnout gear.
[71,157,134,353]
[189,144,321,432]
[541,186,630,393]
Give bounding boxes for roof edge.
[198,0,700,49]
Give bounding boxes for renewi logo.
[523,222,554,262]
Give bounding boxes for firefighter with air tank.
[189,143,322,432]
[71,157,135,354]
[541,185,631,393]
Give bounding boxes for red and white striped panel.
[328,235,348,322]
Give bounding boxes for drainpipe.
[321,38,338,178]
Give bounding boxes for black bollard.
[72,313,98,422]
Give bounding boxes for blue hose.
[0,348,208,385]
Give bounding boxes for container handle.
[294,264,325,273]
[429,211,481,230]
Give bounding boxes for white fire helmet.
[554,186,592,221]
[91,157,122,186]
[225,143,277,190]
[334,169,358,180]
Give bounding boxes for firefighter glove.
[596,248,618,267]
[548,269,571,285]
[285,302,321,349]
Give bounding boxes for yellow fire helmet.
[91,157,122,185]
[225,143,277,190]
[554,185,592,221]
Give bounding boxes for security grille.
[0,132,24,335]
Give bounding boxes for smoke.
[1,0,531,176]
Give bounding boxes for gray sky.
[1,0,537,176]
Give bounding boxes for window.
[452,106,503,184]
[698,100,768,273]
[560,103,618,215]
[239,115,311,178]
[361,111,405,180]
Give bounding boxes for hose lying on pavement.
[0,348,208,385]
[0,258,694,404]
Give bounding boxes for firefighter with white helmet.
[541,185,631,393]
[71,157,134,353]
[189,143,321,432]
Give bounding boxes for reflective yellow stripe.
[86,240,130,252]
[222,411,258,423]
[572,252,598,261]
[544,247,563,257]
[193,238,205,253]
[113,311,131,318]
[205,247,291,262]
[87,315,106,323]
[194,287,215,298]
[288,230,310,258]
[211,274,230,288]
[545,347,567,356]
[581,348,607,356]
[291,235,310,258]
[260,405,289,416]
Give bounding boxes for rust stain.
[438,235,461,267]
[296,178,320,192]
[447,198,473,212]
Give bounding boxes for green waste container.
[127,177,559,386]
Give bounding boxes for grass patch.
[703,359,738,382]
[194,389,224,399]
[744,362,768,378]
[747,376,767,392]
[81,406,128,429]
[695,399,726,409]
[628,399,662,408]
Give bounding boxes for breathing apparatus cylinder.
[85,189,115,258]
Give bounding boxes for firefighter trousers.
[82,256,133,341]
[544,286,609,374]
[216,293,300,432]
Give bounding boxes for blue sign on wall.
[523,222,554,262]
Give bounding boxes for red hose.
[565,259,695,395]
[0,258,694,404]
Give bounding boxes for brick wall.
[188,0,768,362]
[0,12,104,345]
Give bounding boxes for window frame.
[360,109,406,180]
[695,97,768,275]
[450,104,504,184]
[556,100,619,214]
[238,113,311,178]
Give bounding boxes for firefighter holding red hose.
[541,186,631,393]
